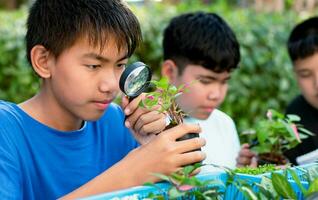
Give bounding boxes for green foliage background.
[0,9,38,103]
[0,2,315,135]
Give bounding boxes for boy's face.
[172,64,230,120]
[45,36,128,121]
[293,52,318,110]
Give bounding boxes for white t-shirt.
[184,109,240,171]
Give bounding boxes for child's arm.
[60,123,205,199]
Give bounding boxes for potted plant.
[245,109,313,165]
[141,76,197,141]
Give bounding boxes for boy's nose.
[98,70,119,93]
[207,86,221,101]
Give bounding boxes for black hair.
[287,16,318,62]
[163,12,240,74]
[26,0,142,64]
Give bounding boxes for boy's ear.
[30,45,52,78]
[161,60,179,82]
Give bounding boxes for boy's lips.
[201,107,215,113]
[93,100,112,110]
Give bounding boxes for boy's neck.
[19,91,84,132]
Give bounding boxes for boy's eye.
[117,63,126,68]
[199,79,213,84]
[86,65,101,69]
[297,71,311,78]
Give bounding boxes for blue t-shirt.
[0,100,138,199]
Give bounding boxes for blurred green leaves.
[0,9,39,103]
[0,2,310,136]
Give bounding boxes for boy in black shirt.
[284,17,318,164]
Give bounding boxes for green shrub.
[0,3,313,137]
[0,9,39,103]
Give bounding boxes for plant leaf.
[271,173,297,199]
[286,114,301,122]
[287,168,307,195]
[168,187,184,199]
[306,178,318,197]
[151,173,171,182]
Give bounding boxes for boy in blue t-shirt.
[0,0,205,199]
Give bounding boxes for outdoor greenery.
[0,9,39,103]
[0,2,316,134]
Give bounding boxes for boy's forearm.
[59,161,139,200]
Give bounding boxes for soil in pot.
[258,153,288,165]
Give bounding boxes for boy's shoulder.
[0,100,18,120]
[286,95,310,114]
[0,100,22,134]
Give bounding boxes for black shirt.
[284,95,318,164]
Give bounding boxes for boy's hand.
[236,143,258,167]
[121,95,168,144]
[121,123,206,183]
[60,124,205,199]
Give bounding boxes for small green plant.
[259,165,318,199]
[145,164,225,200]
[140,76,190,126]
[245,109,313,164]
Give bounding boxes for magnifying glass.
[119,61,152,101]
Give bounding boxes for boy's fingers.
[239,144,255,158]
[121,95,129,109]
[176,151,206,166]
[134,111,165,134]
[239,149,255,157]
[175,137,205,154]
[162,123,201,140]
[123,94,144,116]
[125,107,149,128]
[241,143,250,149]
[236,156,251,166]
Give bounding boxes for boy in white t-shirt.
[161,12,241,170]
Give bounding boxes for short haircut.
[163,12,240,74]
[287,16,318,62]
[26,0,142,64]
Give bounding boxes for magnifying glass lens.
[119,61,152,99]
[125,67,150,96]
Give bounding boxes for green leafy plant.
[140,76,192,126]
[145,164,225,200]
[256,166,318,199]
[245,109,313,164]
